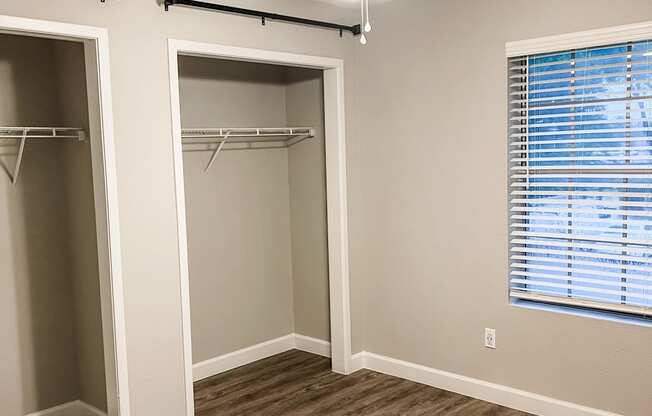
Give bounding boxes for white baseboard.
[192,336,617,416]
[362,352,621,416]
[76,402,106,416]
[349,351,365,373]
[294,334,331,357]
[193,334,295,382]
[26,400,106,416]
[193,333,334,382]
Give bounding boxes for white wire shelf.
[0,127,86,140]
[182,127,314,148]
[0,127,86,185]
[181,127,315,172]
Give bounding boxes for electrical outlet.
[485,328,496,349]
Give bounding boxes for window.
[509,39,652,319]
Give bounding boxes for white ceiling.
[312,0,392,8]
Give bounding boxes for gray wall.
[0,34,80,415]
[180,58,295,362]
[55,41,107,412]
[179,58,330,362]
[351,1,652,416]
[0,34,106,414]
[3,1,650,416]
[286,69,330,342]
[0,2,357,415]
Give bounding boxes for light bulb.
[364,0,371,32]
[359,0,369,44]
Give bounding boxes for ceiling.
[312,0,392,8]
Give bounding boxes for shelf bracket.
[204,130,231,173]
[11,129,28,185]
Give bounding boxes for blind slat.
[512,190,652,197]
[511,206,652,218]
[510,147,652,154]
[510,277,652,300]
[510,246,652,263]
[510,137,652,146]
[510,183,652,190]
[510,272,652,290]
[511,238,652,255]
[511,255,652,273]
[511,263,652,282]
[511,223,652,238]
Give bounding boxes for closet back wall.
[0,35,78,416]
[179,58,295,361]
[179,58,330,363]
[0,34,106,415]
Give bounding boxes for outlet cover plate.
[485,328,496,349]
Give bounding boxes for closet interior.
[0,33,111,415]
[178,56,332,376]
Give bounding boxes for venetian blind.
[509,40,652,317]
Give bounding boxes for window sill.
[510,299,652,328]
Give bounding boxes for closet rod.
[163,0,362,36]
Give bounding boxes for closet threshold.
[0,127,86,185]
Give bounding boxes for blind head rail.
[163,0,362,37]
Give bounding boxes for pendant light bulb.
[359,0,368,44]
[364,0,372,32]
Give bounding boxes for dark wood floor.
[194,350,531,416]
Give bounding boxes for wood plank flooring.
[194,350,532,416]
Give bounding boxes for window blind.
[509,40,652,318]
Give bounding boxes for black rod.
[164,0,361,36]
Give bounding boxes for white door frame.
[0,15,130,416]
[167,39,353,416]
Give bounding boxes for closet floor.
[193,350,531,415]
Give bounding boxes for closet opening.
[0,16,128,416]
[168,42,352,415]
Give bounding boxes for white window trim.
[506,20,652,57]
